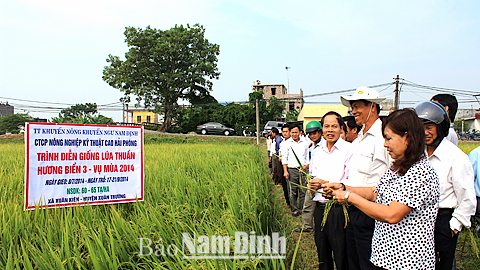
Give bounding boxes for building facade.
[124,109,161,125]
[456,108,480,133]
[0,102,14,118]
[251,80,304,112]
[298,105,348,127]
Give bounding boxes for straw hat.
[340,86,386,107]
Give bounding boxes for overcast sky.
[1,0,479,121]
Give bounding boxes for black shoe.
[294,228,313,233]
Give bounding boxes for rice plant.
[0,138,286,269]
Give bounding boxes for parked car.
[196,122,236,136]
[263,121,286,133]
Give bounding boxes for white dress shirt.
[310,138,353,202]
[279,137,288,159]
[446,124,458,146]
[308,137,323,175]
[428,138,476,231]
[267,137,272,153]
[281,137,309,168]
[343,118,391,187]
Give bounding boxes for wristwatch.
[344,191,352,206]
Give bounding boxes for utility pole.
[256,98,260,144]
[285,66,291,94]
[394,75,400,110]
[126,103,129,123]
[122,98,125,123]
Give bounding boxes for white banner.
[24,123,144,210]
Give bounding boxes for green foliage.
[285,109,300,122]
[50,103,115,125]
[103,24,220,132]
[174,92,285,134]
[249,91,264,103]
[454,119,470,133]
[175,92,285,134]
[0,113,32,134]
[60,103,97,120]
[267,96,286,121]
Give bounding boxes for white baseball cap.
[340,86,386,107]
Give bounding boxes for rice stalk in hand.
[287,181,328,195]
[290,146,306,175]
[320,201,350,230]
[342,204,350,228]
[286,148,349,228]
[321,199,335,230]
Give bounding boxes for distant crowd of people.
[264,88,479,270]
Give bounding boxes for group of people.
[265,87,478,270]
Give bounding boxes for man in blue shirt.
[468,146,480,235]
[271,127,283,185]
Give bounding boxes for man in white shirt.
[343,115,361,143]
[279,124,292,206]
[309,112,353,270]
[339,86,390,270]
[415,101,476,270]
[431,94,459,146]
[282,124,309,217]
[266,131,273,174]
[294,120,323,233]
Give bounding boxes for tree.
[0,113,32,134]
[174,92,285,134]
[266,96,286,121]
[51,103,115,125]
[103,24,220,132]
[286,109,300,122]
[454,119,470,134]
[58,103,97,122]
[248,92,285,124]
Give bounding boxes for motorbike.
[242,126,257,137]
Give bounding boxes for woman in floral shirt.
[324,109,439,270]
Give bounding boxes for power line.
[401,80,478,96]
[0,96,122,107]
[3,79,480,116]
[301,82,394,99]
[0,96,74,106]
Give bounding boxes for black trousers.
[346,206,376,270]
[288,168,307,213]
[314,202,348,270]
[279,164,290,206]
[435,209,459,270]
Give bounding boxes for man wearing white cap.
[339,86,391,270]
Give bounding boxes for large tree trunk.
[160,110,172,132]
[159,100,174,132]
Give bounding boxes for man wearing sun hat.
[339,86,391,270]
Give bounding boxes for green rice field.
[1,134,479,269]
[0,135,286,269]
